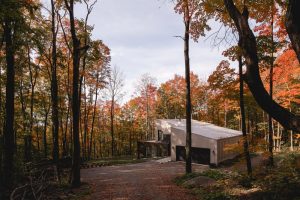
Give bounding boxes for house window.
[158,130,163,141]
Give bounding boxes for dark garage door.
[176,146,210,165]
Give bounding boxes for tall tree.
[174,0,210,174]
[51,0,60,173]
[64,0,87,187]
[267,1,275,166]
[135,74,157,140]
[106,66,124,157]
[1,0,17,193]
[183,0,192,173]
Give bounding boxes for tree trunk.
[223,0,300,132]
[224,101,227,127]
[27,45,36,141]
[65,0,82,187]
[290,130,294,151]
[63,103,70,157]
[51,0,60,171]
[43,105,49,158]
[65,60,71,156]
[83,79,87,160]
[0,59,2,185]
[184,5,192,174]
[88,76,99,160]
[36,124,40,152]
[19,77,31,162]
[268,2,275,165]
[3,16,15,191]
[238,56,252,177]
[111,97,115,157]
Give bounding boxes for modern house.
[138,119,242,166]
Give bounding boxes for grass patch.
[199,169,225,180]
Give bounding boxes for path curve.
[82,160,208,200]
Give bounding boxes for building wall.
[217,136,242,163]
[170,127,218,165]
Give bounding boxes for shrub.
[199,170,225,180]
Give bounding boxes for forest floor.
[81,159,209,200]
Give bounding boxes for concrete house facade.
[155,119,242,166]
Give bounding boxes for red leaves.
[263,49,300,108]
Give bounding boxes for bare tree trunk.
[63,103,70,156]
[65,0,84,187]
[51,0,60,173]
[19,76,31,162]
[2,14,15,192]
[111,97,115,157]
[290,130,294,151]
[43,104,50,158]
[268,2,274,165]
[184,3,192,174]
[129,121,133,155]
[224,101,227,127]
[83,79,87,160]
[64,61,71,156]
[27,45,36,142]
[238,55,252,177]
[276,122,280,151]
[0,62,2,184]
[88,76,99,160]
[36,124,40,152]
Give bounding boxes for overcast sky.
[74,0,234,103]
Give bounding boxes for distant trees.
[106,66,124,157]
[207,60,237,127]
[134,74,157,140]
[156,73,206,120]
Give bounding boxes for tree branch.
[224,0,300,132]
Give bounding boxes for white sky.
[73,0,236,103]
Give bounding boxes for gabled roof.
[156,119,242,140]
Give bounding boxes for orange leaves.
[155,72,206,119]
[207,60,237,96]
[262,49,300,108]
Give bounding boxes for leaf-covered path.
[82,160,208,200]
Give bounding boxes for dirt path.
[82,160,208,200]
